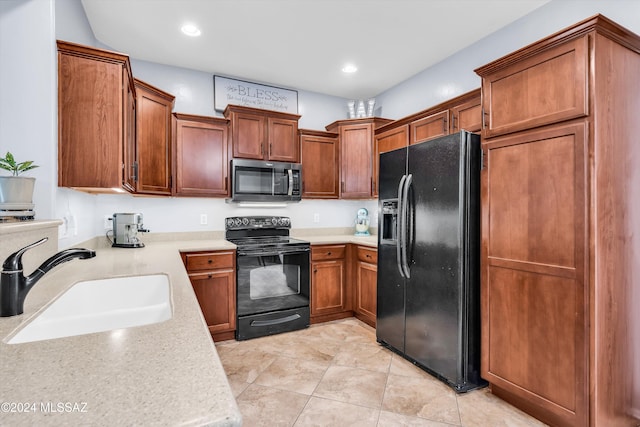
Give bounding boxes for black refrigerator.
[376,130,486,392]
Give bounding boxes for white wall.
[375,0,640,119]
[131,59,349,130]
[92,195,377,236]
[0,0,57,221]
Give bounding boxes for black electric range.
[225,216,310,340]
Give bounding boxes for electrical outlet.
[200,214,208,225]
[313,213,320,223]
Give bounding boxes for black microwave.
[230,159,302,202]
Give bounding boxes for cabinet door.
[175,117,229,197]
[355,247,377,328]
[268,117,299,162]
[482,123,588,426]
[311,260,347,316]
[232,112,265,160]
[340,123,373,198]
[57,51,124,189]
[189,269,236,334]
[374,125,408,197]
[482,36,588,138]
[300,133,339,198]
[450,97,481,133]
[135,81,174,195]
[122,71,136,192]
[409,110,449,145]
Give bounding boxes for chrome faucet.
[0,238,96,317]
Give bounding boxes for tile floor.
[215,318,548,427]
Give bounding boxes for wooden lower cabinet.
[310,245,349,323]
[182,250,236,341]
[353,246,377,327]
[310,244,378,326]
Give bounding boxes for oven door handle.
[251,313,301,327]
[237,247,310,257]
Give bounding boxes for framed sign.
[214,75,298,114]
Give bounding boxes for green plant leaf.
[0,152,38,176]
[5,152,15,167]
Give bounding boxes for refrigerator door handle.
[396,174,407,278]
[401,174,413,278]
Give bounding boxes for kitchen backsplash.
[56,188,378,248]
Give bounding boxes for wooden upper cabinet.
[57,40,135,192]
[375,124,409,154]
[340,122,372,198]
[230,110,265,159]
[326,117,392,199]
[268,117,299,162]
[450,97,482,133]
[373,125,409,196]
[299,129,339,199]
[410,110,449,144]
[480,35,588,138]
[173,113,229,197]
[134,78,175,195]
[224,105,301,162]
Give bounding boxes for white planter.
[0,176,35,204]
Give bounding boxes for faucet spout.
[0,238,96,317]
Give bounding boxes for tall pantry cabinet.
[475,15,639,427]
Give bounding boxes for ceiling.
[80,0,550,99]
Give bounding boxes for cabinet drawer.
[481,35,588,137]
[184,251,235,271]
[357,246,378,264]
[311,245,346,261]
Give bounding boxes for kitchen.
[1,0,639,426]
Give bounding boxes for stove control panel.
[225,216,291,230]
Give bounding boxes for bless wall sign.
[214,75,298,114]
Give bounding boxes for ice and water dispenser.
[379,199,398,244]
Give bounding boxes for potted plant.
[0,152,39,206]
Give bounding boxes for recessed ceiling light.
[342,64,358,74]
[181,23,201,37]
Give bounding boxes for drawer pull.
[208,274,212,279]
[208,259,213,264]
[366,254,371,258]
[327,252,332,256]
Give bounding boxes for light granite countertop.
[0,238,239,426]
[0,231,376,426]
